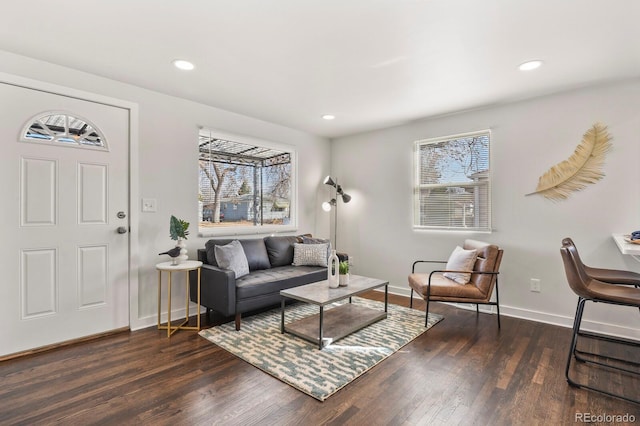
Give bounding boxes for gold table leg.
[157,266,202,337]
[175,268,201,331]
[157,270,161,330]
[167,270,172,337]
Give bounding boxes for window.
[414,130,491,231]
[198,128,296,235]
[21,112,107,150]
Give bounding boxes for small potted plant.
[169,215,189,264]
[339,260,349,286]
[170,215,190,241]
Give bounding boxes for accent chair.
[408,239,503,327]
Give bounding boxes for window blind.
[414,131,491,231]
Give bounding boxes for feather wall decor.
[526,123,612,200]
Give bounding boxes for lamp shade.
[323,175,336,187]
[320,175,351,251]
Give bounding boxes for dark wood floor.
[1,293,638,425]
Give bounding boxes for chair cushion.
[443,246,478,284]
[463,240,502,295]
[585,278,640,306]
[408,272,486,301]
[214,240,250,278]
[292,243,329,267]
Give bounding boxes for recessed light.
[173,59,195,71]
[519,60,543,71]
[322,114,335,120]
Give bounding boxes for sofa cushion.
[205,238,271,271]
[235,265,327,300]
[214,240,250,278]
[238,239,271,271]
[292,243,329,267]
[264,235,300,267]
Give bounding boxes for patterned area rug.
[199,297,443,401]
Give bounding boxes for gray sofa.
[189,235,341,330]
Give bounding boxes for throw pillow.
[214,240,250,278]
[292,243,329,267]
[205,238,270,270]
[205,238,234,266]
[301,236,332,259]
[443,246,478,284]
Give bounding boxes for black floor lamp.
[322,175,351,249]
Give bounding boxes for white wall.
[3,49,638,339]
[0,50,331,330]
[332,79,640,339]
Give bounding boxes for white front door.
[0,82,130,358]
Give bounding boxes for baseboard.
[135,285,640,340]
[379,285,640,341]
[499,305,640,340]
[0,327,130,361]
[132,306,194,331]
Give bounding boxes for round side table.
[156,260,203,338]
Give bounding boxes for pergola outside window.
[198,128,296,235]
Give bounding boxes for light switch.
[142,198,157,212]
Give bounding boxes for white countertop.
[612,234,640,256]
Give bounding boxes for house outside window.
[198,128,297,236]
[414,130,491,232]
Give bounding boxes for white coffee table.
[280,275,388,349]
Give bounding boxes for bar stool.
[560,238,640,404]
[562,237,640,288]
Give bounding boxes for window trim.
[198,127,298,238]
[413,129,492,233]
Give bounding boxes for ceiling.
[1,1,639,139]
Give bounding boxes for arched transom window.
[21,112,108,150]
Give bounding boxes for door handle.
[117,226,128,234]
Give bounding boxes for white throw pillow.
[214,240,250,278]
[301,236,332,259]
[443,246,478,284]
[292,243,329,267]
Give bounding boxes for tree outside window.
[198,129,296,235]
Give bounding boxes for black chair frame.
[566,296,640,405]
[409,260,501,328]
